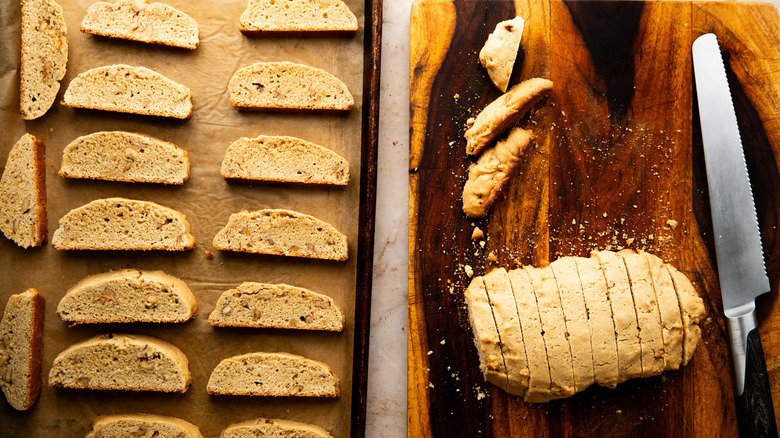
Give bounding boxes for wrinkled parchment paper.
[0,0,366,436]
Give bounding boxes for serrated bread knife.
[692,33,778,437]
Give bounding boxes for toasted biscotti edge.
[88,413,204,438]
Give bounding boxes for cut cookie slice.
[524,265,574,400]
[80,0,199,49]
[20,0,68,120]
[228,62,353,112]
[0,289,45,411]
[57,269,197,325]
[595,250,641,383]
[51,197,194,251]
[463,276,508,390]
[665,264,707,366]
[574,256,618,388]
[208,282,343,331]
[462,127,534,218]
[465,77,552,157]
[59,131,190,185]
[221,135,348,186]
[479,16,525,92]
[207,352,339,397]
[621,250,665,377]
[644,251,684,370]
[62,64,192,119]
[506,267,549,403]
[0,133,47,248]
[86,414,204,438]
[239,0,357,37]
[483,268,529,396]
[48,333,191,392]
[213,209,347,261]
[221,418,333,438]
[550,257,595,393]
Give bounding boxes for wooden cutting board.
[409,1,780,436]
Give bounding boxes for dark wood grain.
[410,0,780,436]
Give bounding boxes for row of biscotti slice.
[85,414,335,438]
[465,250,707,402]
[55,269,344,331]
[47,333,339,397]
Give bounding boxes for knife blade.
[693,33,778,437]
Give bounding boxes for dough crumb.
[472,227,484,240]
[487,251,498,263]
[667,219,678,230]
[480,241,486,248]
[464,265,474,277]
[205,250,214,260]
[440,339,446,345]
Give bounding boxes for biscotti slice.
[20,0,68,120]
[550,257,595,393]
[483,268,529,396]
[644,251,684,370]
[48,333,190,392]
[479,16,525,92]
[87,414,204,438]
[0,134,47,248]
[207,352,339,397]
[57,269,197,325]
[462,127,534,218]
[51,197,194,251]
[463,276,508,390]
[665,264,707,366]
[59,131,189,184]
[208,282,343,331]
[229,62,353,112]
[239,0,357,37]
[621,250,665,377]
[80,0,199,49]
[213,209,347,261]
[465,77,552,156]
[221,135,348,186]
[0,289,44,410]
[62,64,192,118]
[574,256,619,389]
[221,418,333,438]
[506,267,550,403]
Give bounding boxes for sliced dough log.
[59,131,189,184]
[462,127,534,218]
[213,209,347,261]
[464,77,552,156]
[0,289,45,410]
[80,0,199,49]
[463,276,508,389]
[483,268,529,396]
[239,0,357,37]
[221,135,348,186]
[62,64,192,119]
[48,333,191,392]
[621,250,665,377]
[57,269,197,325]
[0,133,47,248]
[208,282,343,331]
[51,197,194,251]
[228,62,353,112]
[221,418,332,438]
[665,264,707,366]
[87,414,204,438]
[506,267,550,402]
[20,0,68,120]
[550,257,595,393]
[644,251,684,370]
[207,352,339,397]
[479,16,525,92]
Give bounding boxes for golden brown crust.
[31,136,47,246]
[24,290,44,410]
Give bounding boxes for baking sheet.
[0,0,370,436]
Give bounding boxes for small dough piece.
[86,414,204,438]
[507,267,550,403]
[595,250,642,383]
[463,276,508,390]
[665,264,707,366]
[0,289,45,410]
[465,77,553,156]
[483,268,529,396]
[0,133,47,248]
[239,0,357,37]
[550,257,595,393]
[574,256,619,388]
[479,16,525,92]
[220,418,333,438]
[621,250,665,377]
[644,251,684,370]
[524,266,574,399]
[462,128,534,218]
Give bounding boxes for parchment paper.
[0,0,367,436]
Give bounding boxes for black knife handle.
[735,328,779,437]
